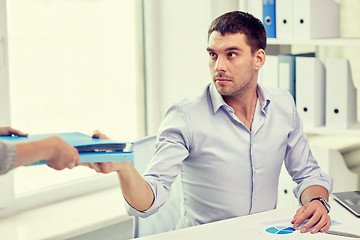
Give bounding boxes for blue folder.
[0,132,134,165]
[263,0,276,38]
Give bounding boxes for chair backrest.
[132,135,182,238]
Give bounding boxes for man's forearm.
[117,162,155,212]
[300,185,329,205]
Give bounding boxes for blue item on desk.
[0,132,134,164]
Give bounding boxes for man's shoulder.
[261,87,295,104]
[173,85,210,110]
[262,86,293,98]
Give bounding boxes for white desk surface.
[137,199,360,240]
[0,187,131,240]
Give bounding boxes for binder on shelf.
[293,0,340,39]
[0,132,134,165]
[246,0,263,21]
[296,57,326,127]
[276,0,293,39]
[278,53,315,100]
[259,55,278,88]
[263,0,276,38]
[326,58,357,129]
[278,54,295,98]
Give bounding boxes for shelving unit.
[268,37,360,206]
[237,0,360,207]
[268,37,360,47]
[267,36,360,137]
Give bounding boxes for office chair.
[132,135,182,238]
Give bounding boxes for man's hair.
[208,11,267,54]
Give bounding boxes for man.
[87,11,333,234]
[0,126,81,174]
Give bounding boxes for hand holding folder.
[0,132,134,165]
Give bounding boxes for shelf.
[267,37,360,46]
[305,122,360,137]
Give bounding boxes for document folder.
[296,57,325,127]
[278,54,296,99]
[246,0,263,21]
[293,0,340,39]
[263,0,276,38]
[276,0,293,39]
[0,132,134,164]
[326,58,357,129]
[259,55,278,88]
[278,53,315,101]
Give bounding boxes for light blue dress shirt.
[127,83,333,229]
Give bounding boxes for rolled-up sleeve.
[285,105,333,203]
[126,104,190,218]
[0,141,17,175]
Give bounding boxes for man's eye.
[227,52,237,57]
[209,52,217,59]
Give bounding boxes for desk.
[137,199,360,240]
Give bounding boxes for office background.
[0,0,360,239]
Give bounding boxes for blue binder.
[0,132,134,165]
[263,0,276,38]
[278,53,315,101]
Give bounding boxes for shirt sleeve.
[284,100,333,203]
[126,104,191,217]
[0,141,17,175]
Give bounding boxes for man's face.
[207,31,258,98]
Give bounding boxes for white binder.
[259,55,278,88]
[276,0,293,39]
[296,57,326,127]
[293,0,340,39]
[326,58,357,129]
[245,0,263,22]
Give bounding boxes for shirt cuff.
[293,172,333,204]
[0,141,17,175]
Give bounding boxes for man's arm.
[85,130,155,212]
[89,161,155,211]
[291,185,330,234]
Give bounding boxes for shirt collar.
[209,83,227,114]
[257,84,271,115]
[209,83,271,115]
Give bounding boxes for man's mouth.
[215,78,231,84]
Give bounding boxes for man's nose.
[215,57,226,72]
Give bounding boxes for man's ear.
[254,49,266,70]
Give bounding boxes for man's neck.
[223,86,258,130]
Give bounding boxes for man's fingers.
[292,207,308,228]
[310,214,329,234]
[92,130,109,139]
[300,212,321,233]
[319,215,331,232]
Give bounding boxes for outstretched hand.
[83,130,130,174]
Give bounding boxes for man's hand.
[92,129,110,139]
[83,130,129,173]
[291,200,331,233]
[0,126,28,136]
